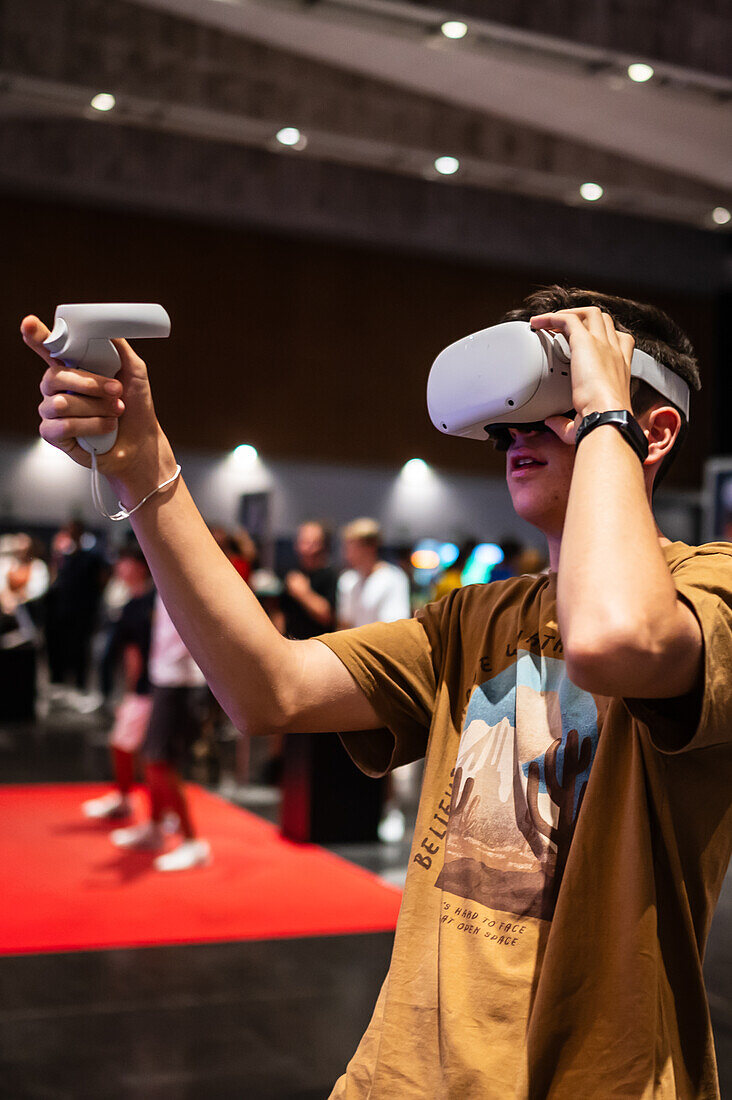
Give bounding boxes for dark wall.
[7,193,720,488]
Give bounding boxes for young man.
[23,286,732,1097]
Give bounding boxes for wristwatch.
[575,410,649,463]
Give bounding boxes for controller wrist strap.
[90,450,182,522]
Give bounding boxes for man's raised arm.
[22,315,380,736]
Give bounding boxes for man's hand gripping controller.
[43,304,171,455]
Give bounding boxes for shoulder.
[664,541,732,594]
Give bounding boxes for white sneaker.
[378,807,406,844]
[82,791,132,819]
[110,822,164,851]
[154,839,211,872]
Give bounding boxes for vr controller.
[43,303,171,455]
[427,321,690,449]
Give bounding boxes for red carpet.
[1,783,402,955]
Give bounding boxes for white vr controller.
[427,320,690,441]
[43,303,171,455]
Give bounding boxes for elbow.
[226,694,292,739]
[564,621,663,696]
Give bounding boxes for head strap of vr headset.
[631,349,690,421]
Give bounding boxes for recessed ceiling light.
[401,458,431,483]
[712,206,731,225]
[579,182,604,202]
[440,21,468,40]
[434,156,460,176]
[90,93,116,112]
[627,63,655,83]
[276,127,304,147]
[232,444,258,465]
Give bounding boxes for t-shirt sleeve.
[624,548,732,752]
[315,611,441,777]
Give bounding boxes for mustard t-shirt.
[317,541,732,1099]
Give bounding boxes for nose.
[508,426,544,443]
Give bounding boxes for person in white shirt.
[337,518,414,841]
[336,518,410,629]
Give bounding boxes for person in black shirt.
[280,520,337,639]
[45,520,108,691]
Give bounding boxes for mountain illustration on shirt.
[435,650,601,921]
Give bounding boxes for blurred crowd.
[0,515,546,868]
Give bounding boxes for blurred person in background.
[110,593,210,872]
[337,519,413,842]
[45,519,108,696]
[281,519,337,639]
[97,542,139,712]
[210,525,256,585]
[0,534,49,721]
[82,543,155,821]
[0,534,49,617]
[337,518,411,629]
[277,520,339,800]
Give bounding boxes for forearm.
[558,426,679,661]
[110,450,295,733]
[295,587,333,626]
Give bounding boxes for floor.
[1,698,731,1098]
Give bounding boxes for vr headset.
[427,321,690,451]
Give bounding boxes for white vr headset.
[427,321,690,447]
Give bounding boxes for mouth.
[509,451,548,476]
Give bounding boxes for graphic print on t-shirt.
[436,650,600,921]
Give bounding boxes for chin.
[508,484,563,534]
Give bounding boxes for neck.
[547,520,671,573]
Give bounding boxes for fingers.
[544,414,578,446]
[20,315,50,345]
[21,315,58,371]
[38,391,125,422]
[531,310,592,342]
[41,366,123,398]
[111,337,149,384]
[600,311,621,350]
[532,306,626,347]
[617,330,635,367]
[40,415,119,450]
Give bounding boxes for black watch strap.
[575,410,649,463]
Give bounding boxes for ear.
[642,405,682,471]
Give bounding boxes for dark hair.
[501,286,701,491]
